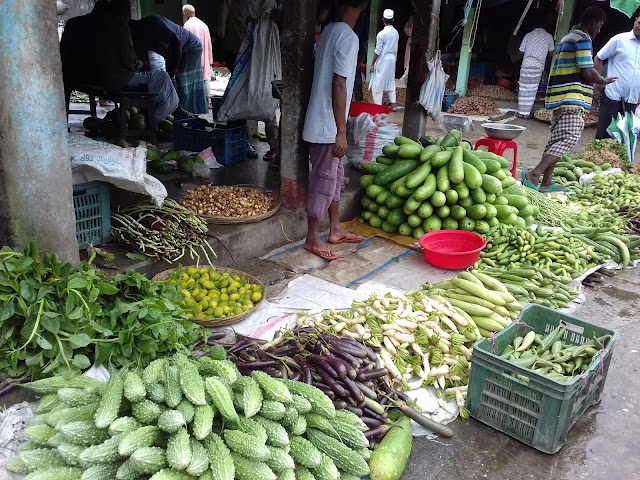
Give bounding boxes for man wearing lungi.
[523,7,616,193]
[517,20,555,118]
[130,16,208,115]
[302,0,368,261]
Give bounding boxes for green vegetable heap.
[0,242,203,380]
[6,352,371,480]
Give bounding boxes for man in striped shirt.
[523,7,616,192]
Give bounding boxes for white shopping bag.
[607,111,640,164]
[217,0,282,122]
[419,51,449,122]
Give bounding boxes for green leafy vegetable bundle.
[0,242,204,380]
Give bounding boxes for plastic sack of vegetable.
[607,111,640,165]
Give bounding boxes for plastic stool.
[474,136,518,178]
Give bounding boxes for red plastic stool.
[474,136,518,178]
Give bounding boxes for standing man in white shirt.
[302,0,368,261]
[517,20,555,118]
[594,16,640,139]
[370,9,399,109]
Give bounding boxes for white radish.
[383,336,397,355]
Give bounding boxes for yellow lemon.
[252,292,262,302]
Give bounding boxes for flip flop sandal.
[539,183,570,193]
[328,235,365,245]
[521,170,539,191]
[303,246,338,261]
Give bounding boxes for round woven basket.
[153,266,265,328]
[183,185,281,225]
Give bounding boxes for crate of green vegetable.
[466,305,617,454]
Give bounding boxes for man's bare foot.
[328,228,365,245]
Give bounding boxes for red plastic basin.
[418,230,487,270]
[349,102,393,117]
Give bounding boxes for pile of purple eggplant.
[205,327,454,440]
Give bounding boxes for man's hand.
[370,64,375,72]
[333,131,348,158]
[603,76,617,85]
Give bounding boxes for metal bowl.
[481,123,526,140]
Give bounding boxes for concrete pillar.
[402,0,431,139]
[0,0,80,264]
[279,0,317,209]
[455,7,476,97]
[365,0,381,83]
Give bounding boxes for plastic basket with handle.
[466,304,617,454]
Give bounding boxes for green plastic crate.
[466,304,617,454]
[73,182,111,249]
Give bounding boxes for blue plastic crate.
[469,63,486,80]
[173,118,248,166]
[73,182,111,249]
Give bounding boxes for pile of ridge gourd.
[6,352,374,480]
[359,130,539,239]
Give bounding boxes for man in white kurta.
[370,9,399,108]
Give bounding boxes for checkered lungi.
[543,107,585,157]
[175,45,209,114]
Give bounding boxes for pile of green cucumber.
[568,227,640,268]
[570,173,640,213]
[498,324,613,383]
[476,224,606,279]
[553,156,613,188]
[359,131,539,239]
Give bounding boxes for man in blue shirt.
[131,16,208,114]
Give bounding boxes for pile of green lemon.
[168,267,263,320]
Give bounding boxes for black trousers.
[595,95,637,140]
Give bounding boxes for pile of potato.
[447,96,500,116]
[180,185,276,218]
[469,85,517,101]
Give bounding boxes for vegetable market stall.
[1,123,640,479]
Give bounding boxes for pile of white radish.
[296,293,507,417]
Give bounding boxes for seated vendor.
[87,0,193,123]
[130,15,208,115]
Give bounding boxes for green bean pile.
[111,199,217,263]
[476,225,605,279]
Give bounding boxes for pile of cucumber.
[553,156,613,188]
[359,131,539,239]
